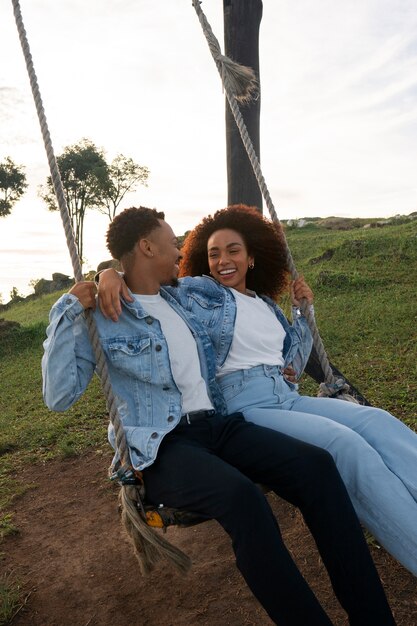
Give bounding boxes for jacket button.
[167,415,174,422]
[155,344,162,352]
[146,317,153,325]
[151,432,158,439]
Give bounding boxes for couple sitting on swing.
[42,204,416,626]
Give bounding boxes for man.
[42,207,395,626]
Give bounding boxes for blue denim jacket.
[42,289,226,470]
[165,276,313,380]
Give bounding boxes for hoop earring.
[248,262,254,270]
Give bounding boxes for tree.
[97,154,149,222]
[40,140,150,266]
[0,156,28,217]
[40,139,109,265]
[9,286,23,303]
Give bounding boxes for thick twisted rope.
[192,1,355,401]
[12,0,191,573]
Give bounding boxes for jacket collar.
[121,290,161,320]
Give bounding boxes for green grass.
[0,572,24,625]
[0,318,108,515]
[0,514,19,541]
[0,218,415,532]
[285,219,417,424]
[0,290,67,326]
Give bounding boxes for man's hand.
[283,365,297,384]
[69,282,97,310]
[290,276,314,307]
[97,268,133,321]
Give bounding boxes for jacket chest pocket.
[107,337,152,380]
[188,293,223,328]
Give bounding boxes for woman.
[98,204,417,577]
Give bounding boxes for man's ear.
[138,238,154,258]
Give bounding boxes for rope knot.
[318,378,359,403]
[193,0,258,104]
[219,55,259,103]
[318,378,350,398]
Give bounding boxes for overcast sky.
[1,0,417,299]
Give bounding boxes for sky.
[1,0,417,300]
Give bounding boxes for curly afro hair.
[106,206,165,260]
[180,205,289,299]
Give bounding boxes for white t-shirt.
[133,293,213,414]
[219,288,286,376]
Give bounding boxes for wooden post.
[223,0,263,211]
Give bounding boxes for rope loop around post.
[192,1,258,103]
[11,0,192,572]
[192,0,358,402]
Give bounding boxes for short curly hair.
[106,206,165,260]
[180,205,289,299]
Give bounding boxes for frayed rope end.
[119,485,192,576]
[218,54,259,104]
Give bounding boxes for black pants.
[144,413,395,626]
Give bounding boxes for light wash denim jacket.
[166,276,313,381]
[42,289,226,470]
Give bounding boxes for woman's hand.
[290,277,314,307]
[97,268,133,321]
[69,282,97,310]
[283,365,298,384]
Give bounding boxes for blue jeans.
[218,365,417,576]
[144,412,394,625]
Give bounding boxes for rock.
[309,249,335,265]
[52,272,71,282]
[34,275,74,296]
[97,259,121,272]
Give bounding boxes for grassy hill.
[284,217,417,420]
[1,218,416,531]
[0,292,108,521]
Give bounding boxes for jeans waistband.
[179,409,216,426]
[218,364,283,386]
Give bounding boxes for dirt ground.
[3,451,416,626]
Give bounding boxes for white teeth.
[219,269,235,275]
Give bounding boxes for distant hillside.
[283,211,417,230]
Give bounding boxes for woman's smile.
[207,228,254,294]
